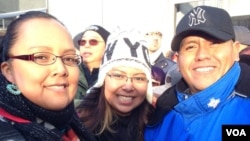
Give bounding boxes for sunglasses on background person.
[78,39,104,46]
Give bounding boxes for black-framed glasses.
[78,39,103,46]
[8,52,82,66]
[107,73,148,84]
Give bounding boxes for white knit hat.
[92,29,153,103]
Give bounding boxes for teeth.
[49,85,65,89]
[195,67,214,72]
[119,96,133,102]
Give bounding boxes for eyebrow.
[28,46,76,52]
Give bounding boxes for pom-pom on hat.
[73,25,110,49]
[171,6,235,51]
[91,29,153,103]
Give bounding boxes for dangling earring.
[6,83,21,95]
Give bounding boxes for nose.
[52,57,68,77]
[84,41,92,47]
[125,77,134,83]
[84,42,90,47]
[122,77,134,91]
[195,44,211,61]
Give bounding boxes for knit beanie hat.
[73,25,110,49]
[92,29,153,103]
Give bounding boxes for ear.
[176,52,179,63]
[233,41,240,61]
[1,62,15,83]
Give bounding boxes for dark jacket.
[74,63,100,107]
[153,53,182,87]
[95,115,141,141]
[240,54,250,66]
[0,120,25,141]
[74,64,89,107]
[153,53,177,74]
[82,64,99,87]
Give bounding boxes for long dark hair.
[77,85,154,141]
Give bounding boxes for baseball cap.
[233,26,250,46]
[73,25,110,49]
[171,6,235,51]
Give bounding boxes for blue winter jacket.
[145,63,250,141]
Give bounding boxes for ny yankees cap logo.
[189,7,206,27]
[171,5,235,51]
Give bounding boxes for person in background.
[239,46,250,55]
[235,26,250,66]
[0,11,95,141]
[151,66,166,107]
[165,50,177,62]
[144,6,250,141]
[239,46,250,66]
[73,25,110,105]
[76,29,154,141]
[151,63,181,107]
[233,25,250,52]
[151,65,166,87]
[144,29,181,91]
[144,30,176,74]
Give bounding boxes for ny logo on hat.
[189,7,206,27]
[103,37,151,68]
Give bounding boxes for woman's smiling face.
[2,18,80,110]
[104,66,148,116]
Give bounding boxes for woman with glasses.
[76,29,154,141]
[0,11,95,141]
[73,25,110,106]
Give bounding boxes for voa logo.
[226,129,246,136]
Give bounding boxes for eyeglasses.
[78,39,103,46]
[107,73,148,84]
[8,52,82,66]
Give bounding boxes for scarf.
[0,74,95,141]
